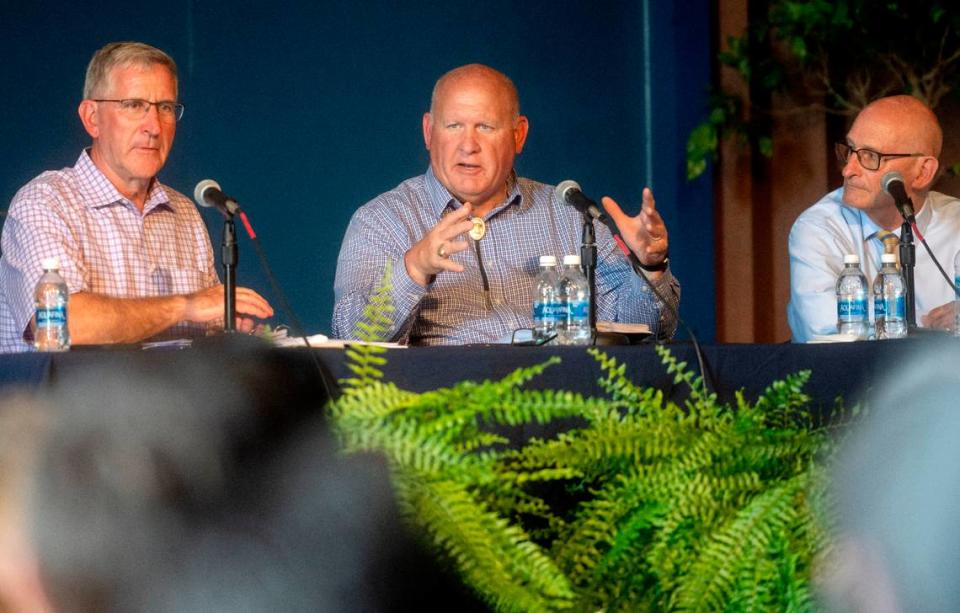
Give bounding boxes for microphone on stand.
[555,180,608,222]
[194,179,241,217]
[555,180,632,259]
[881,171,924,330]
[193,179,243,332]
[881,171,916,222]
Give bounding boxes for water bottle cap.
[562,254,581,266]
[41,257,60,271]
[881,253,897,264]
[843,254,860,265]
[539,255,558,267]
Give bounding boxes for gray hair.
[83,41,178,99]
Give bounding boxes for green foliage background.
[331,341,836,611]
[687,0,960,180]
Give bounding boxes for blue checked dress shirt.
[333,168,680,345]
[0,150,219,352]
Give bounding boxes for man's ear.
[914,156,940,190]
[513,115,529,154]
[78,100,99,139]
[422,112,432,150]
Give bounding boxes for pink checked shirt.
[0,150,219,352]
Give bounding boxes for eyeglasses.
[835,142,924,171]
[510,328,556,346]
[93,98,185,122]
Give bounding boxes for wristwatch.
[638,254,669,273]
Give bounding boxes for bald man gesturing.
[333,64,679,345]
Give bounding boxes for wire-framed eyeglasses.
[93,98,185,122]
[835,142,924,171]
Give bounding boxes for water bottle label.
[36,306,66,328]
[533,301,558,321]
[884,295,905,321]
[837,298,866,322]
[873,296,885,319]
[568,300,589,322]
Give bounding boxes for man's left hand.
[601,188,669,273]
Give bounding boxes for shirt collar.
[424,166,523,218]
[861,192,934,242]
[913,192,934,233]
[861,211,885,242]
[75,148,173,214]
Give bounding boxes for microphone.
[194,179,241,217]
[881,171,915,221]
[555,180,608,223]
[556,179,638,261]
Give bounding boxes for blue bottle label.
[837,298,866,322]
[568,300,589,322]
[36,305,66,327]
[884,295,905,321]
[874,296,885,318]
[533,301,558,321]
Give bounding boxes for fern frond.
[672,472,812,612]
[588,347,665,411]
[396,474,575,612]
[339,261,396,390]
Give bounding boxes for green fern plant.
[339,260,395,388]
[330,272,837,611]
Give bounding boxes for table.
[0,336,937,418]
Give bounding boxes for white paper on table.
[269,329,405,349]
[808,333,861,343]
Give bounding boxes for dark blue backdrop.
[0,0,715,341]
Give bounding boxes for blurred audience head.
[3,337,442,612]
[822,340,960,612]
[0,392,54,612]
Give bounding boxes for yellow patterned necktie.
[876,230,900,268]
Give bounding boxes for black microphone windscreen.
[555,180,582,204]
[881,171,906,196]
[194,179,221,208]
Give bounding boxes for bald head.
[856,95,942,158]
[430,64,520,118]
[841,94,944,227]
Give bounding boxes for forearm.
[332,262,427,342]
[68,292,188,345]
[650,270,681,339]
[599,268,680,340]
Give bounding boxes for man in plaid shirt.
[333,64,678,345]
[0,42,272,352]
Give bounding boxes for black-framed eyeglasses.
[835,142,924,171]
[510,328,556,346]
[93,98,185,122]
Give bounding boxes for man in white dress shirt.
[788,95,960,342]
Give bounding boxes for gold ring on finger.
[437,243,448,258]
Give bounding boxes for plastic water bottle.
[836,254,869,339]
[953,250,960,338]
[532,255,559,342]
[873,253,906,339]
[556,254,591,346]
[34,257,70,351]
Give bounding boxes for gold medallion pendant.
[469,216,486,240]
